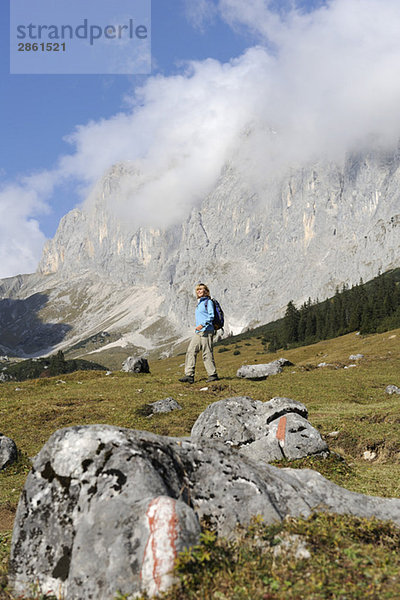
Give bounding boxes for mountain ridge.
[1,145,399,359]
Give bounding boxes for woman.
[179,283,219,384]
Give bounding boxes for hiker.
[179,283,219,384]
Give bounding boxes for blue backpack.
[206,298,224,331]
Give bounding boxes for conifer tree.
[268,333,280,353]
[283,301,300,344]
[305,309,317,341]
[49,350,67,376]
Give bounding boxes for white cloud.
[80,52,275,226]
[77,0,400,218]
[0,178,50,278]
[2,0,400,276]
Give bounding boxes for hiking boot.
[179,375,194,384]
[206,374,219,382]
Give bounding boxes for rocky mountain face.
[1,146,399,360]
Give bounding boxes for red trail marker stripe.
[141,496,179,595]
[276,416,287,443]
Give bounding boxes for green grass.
[158,513,400,600]
[1,327,400,598]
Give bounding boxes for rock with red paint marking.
[10,425,290,600]
[191,396,308,444]
[13,423,400,600]
[272,413,328,461]
[8,426,201,600]
[191,396,327,463]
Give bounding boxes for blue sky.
[1,0,400,278]
[1,0,250,236]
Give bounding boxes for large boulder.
[121,356,150,373]
[191,396,327,462]
[11,423,400,599]
[236,358,293,380]
[9,427,201,600]
[0,433,18,470]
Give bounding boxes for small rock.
[363,450,377,461]
[56,380,66,384]
[344,365,357,369]
[236,364,269,380]
[199,387,209,391]
[105,371,112,376]
[0,433,18,470]
[386,385,400,395]
[327,431,340,438]
[147,397,182,414]
[349,354,364,360]
[388,335,397,339]
[122,357,150,374]
[236,363,280,380]
[236,358,293,380]
[14,388,22,392]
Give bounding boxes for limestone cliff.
[1,147,399,358]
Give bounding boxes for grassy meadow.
[1,326,400,598]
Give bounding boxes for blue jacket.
[195,297,215,333]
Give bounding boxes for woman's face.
[196,286,207,298]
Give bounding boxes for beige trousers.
[185,332,217,377]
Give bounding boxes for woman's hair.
[195,283,210,297]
